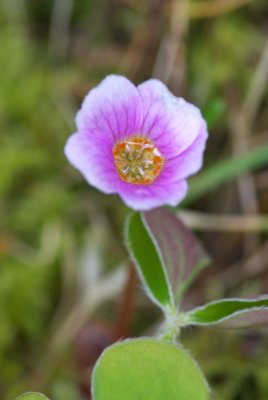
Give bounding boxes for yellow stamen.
[113,136,164,184]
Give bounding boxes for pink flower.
[65,75,208,211]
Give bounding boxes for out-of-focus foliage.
[0,0,268,400]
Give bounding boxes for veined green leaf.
[126,212,173,310]
[125,210,209,311]
[185,297,268,329]
[143,209,210,302]
[92,338,209,400]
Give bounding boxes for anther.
[113,136,164,184]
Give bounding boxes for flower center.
[113,136,164,185]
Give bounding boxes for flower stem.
[159,310,189,343]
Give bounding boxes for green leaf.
[183,143,268,205]
[185,297,268,329]
[125,210,209,311]
[126,212,173,310]
[143,208,210,301]
[15,393,50,400]
[92,338,209,400]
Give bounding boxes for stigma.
[113,136,164,184]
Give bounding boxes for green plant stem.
[159,310,189,343]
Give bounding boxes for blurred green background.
[1,0,268,399]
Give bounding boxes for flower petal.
[76,75,144,142]
[64,132,118,194]
[156,123,208,184]
[138,79,205,158]
[118,180,188,211]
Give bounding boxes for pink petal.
[118,180,188,211]
[138,79,205,159]
[65,132,118,194]
[76,75,144,142]
[156,124,208,184]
